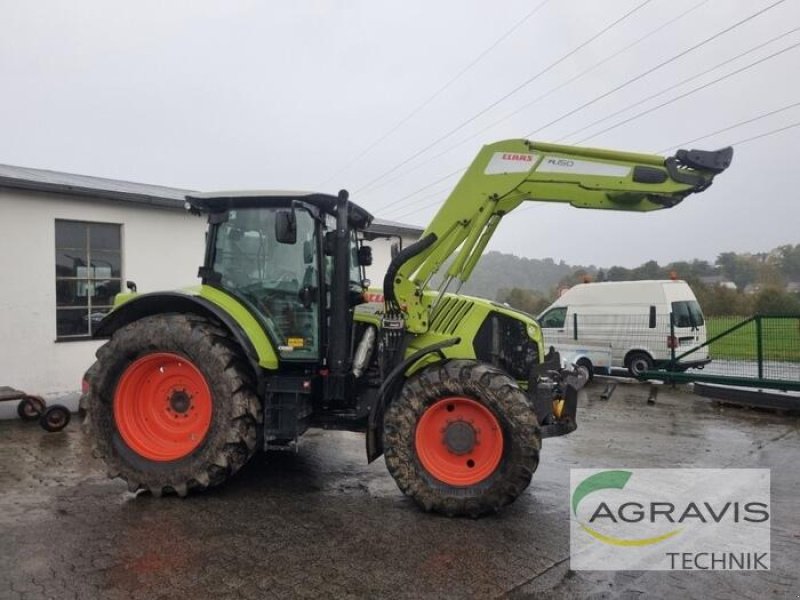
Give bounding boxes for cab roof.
[185,190,373,230]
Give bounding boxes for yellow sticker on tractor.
[287,337,305,348]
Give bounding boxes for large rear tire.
[85,314,261,497]
[383,360,540,517]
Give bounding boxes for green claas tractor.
[81,139,732,516]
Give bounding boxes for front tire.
[85,314,261,497]
[383,360,540,517]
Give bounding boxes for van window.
[672,301,705,328]
[539,307,567,328]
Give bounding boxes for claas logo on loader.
[501,153,534,161]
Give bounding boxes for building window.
[55,220,122,339]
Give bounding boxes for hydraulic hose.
[382,233,438,309]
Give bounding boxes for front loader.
[81,139,732,516]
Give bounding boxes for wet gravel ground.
[1,380,798,599]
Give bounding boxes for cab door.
[538,306,569,347]
[211,207,322,362]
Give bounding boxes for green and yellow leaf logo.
[572,470,682,547]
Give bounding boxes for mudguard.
[366,337,460,463]
[94,291,277,380]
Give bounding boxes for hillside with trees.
[460,244,800,316]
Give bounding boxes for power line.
[575,39,800,144]
[378,0,786,218]
[658,100,800,153]
[374,0,710,208]
[385,184,458,220]
[560,26,800,143]
[315,0,552,188]
[354,0,655,195]
[524,0,787,138]
[729,120,800,146]
[381,166,465,221]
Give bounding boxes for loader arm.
[385,138,732,334]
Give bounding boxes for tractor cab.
[187,190,374,366]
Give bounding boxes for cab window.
[672,301,705,328]
[213,208,320,360]
[350,232,364,293]
[539,307,567,328]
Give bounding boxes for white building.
[0,164,421,416]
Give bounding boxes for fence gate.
[645,314,800,392]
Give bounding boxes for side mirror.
[357,245,373,266]
[275,209,296,244]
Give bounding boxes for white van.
[537,280,709,377]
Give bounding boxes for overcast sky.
[2,0,799,268]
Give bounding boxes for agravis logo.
[570,469,771,571]
[572,470,682,547]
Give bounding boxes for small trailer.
[0,386,71,432]
[548,342,613,382]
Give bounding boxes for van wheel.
[576,358,594,382]
[627,352,653,378]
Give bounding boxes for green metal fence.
[654,314,800,391]
[542,312,800,390]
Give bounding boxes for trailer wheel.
[626,351,653,378]
[383,360,540,517]
[576,358,594,382]
[17,396,46,421]
[86,314,261,497]
[40,405,71,432]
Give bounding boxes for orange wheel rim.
[415,397,504,487]
[114,353,212,462]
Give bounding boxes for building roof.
[0,163,187,209]
[0,163,423,237]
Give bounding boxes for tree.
[497,288,552,316]
[693,283,753,316]
[606,266,631,281]
[716,252,758,289]
[753,287,800,315]
[631,260,664,280]
[691,260,716,276]
[777,244,800,281]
